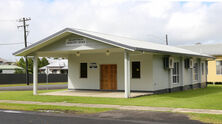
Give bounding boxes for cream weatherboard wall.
[68,53,154,91]
[207,57,222,83]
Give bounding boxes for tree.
[41,57,49,67]
[16,57,49,74]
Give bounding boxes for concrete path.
[0,100,221,115]
[0,84,67,91]
[40,90,153,98]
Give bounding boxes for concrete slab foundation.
[40,90,153,98]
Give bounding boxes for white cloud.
[0,0,221,60]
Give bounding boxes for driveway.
[0,84,67,91]
[0,109,204,124]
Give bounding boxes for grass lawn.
[0,103,112,113]
[0,84,221,110]
[188,113,222,124]
[0,82,67,87]
[1,85,222,123]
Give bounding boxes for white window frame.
[216,60,222,75]
[194,63,199,81]
[172,62,179,84]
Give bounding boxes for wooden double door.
[100,64,117,90]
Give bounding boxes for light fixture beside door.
[106,50,110,56]
[76,51,80,56]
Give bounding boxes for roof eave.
[136,48,214,59]
[13,28,72,56]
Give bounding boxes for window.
[201,63,204,75]
[80,63,87,78]
[194,63,199,81]
[172,62,179,84]
[132,61,140,78]
[216,61,222,75]
[52,70,57,74]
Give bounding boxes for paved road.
[0,109,204,124]
[0,84,67,91]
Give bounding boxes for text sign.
[89,63,97,69]
[66,38,86,46]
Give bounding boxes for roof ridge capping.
[13,27,213,58]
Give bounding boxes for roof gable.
[37,34,116,54]
[14,28,134,56]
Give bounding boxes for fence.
[0,74,68,84]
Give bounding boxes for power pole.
[166,34,168,45]
[17,17,31,85]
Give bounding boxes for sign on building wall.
[65,37,86,46]
[89,63,97,69]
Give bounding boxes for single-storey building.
[0,65,23,74]
[181,44,222,84]
[40,59,68,74]
[13,28,211,98]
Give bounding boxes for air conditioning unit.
[163,56,174,69]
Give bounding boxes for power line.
[0,42,33,45]
[0,19,16,22]
[0,42,24,45]
[17,17,31,86]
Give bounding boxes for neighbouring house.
[13,28,212,98]
[39,59,68,74]
[0,57,15,65]
[181,44,222,84]
[0,58,22,74]
[0,64,23,74]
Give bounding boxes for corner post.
[33,55,38,95]
[198,59,202,88]
[191,67,194,89]
[181,57,184,90]
[124,50,130,98]
[169,68,173,92]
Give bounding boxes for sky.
[0,0,222,61]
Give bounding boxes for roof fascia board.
[13,28,70,56]
[136,48,213,58]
